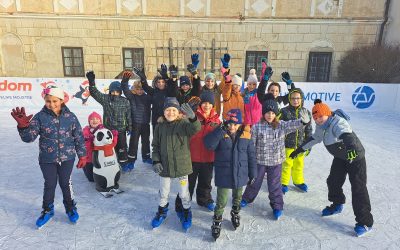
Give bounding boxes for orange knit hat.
[312,99,332,119]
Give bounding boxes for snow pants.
[327,157,374,227]
[281,148,305,185]
[128,123,151,162]
[39,159,74,208]
[242,164,284,210]
[159,176,191,209]
[188,162,214,206]
[214,187,243,217]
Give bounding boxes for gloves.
[346,149,358,163]
[220,53,230,69]
[86,71,96,86]
[187,64,198,76]
[220,67,232,83]
[299,109,311,125]
[133,67,147,83]
[169,65,178,80]
[263,66,273,81]
[121,71,132,84]
[191,53,200,69]
[181,103,196,120]
[289,147,305,159]
[76,156,87,169]
[281,72,293,86]
[158,64,169,79]
[247,178,256,186]
[153,162,163,174]
[187,96,201,112]
[11,107,33,128]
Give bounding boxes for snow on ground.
[0,109,399,249]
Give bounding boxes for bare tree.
[337,45,400,83]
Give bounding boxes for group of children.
[10,53,373,238]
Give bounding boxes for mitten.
[281,72,293,85]
[263,66,273,81]
[220,67,232,83]
[158,64,169,79]
[76,156,87,169]
[133,67,147,83]
[86,71,96,86]
[169,65,178,80]
[181,103,196,120]
[187,96,201,112]
[187,64,198,76]
[289,147,305,159]
[153,162,163,174]
[299,109,311,125]
[220,53,231,69]
[121,71,132,84]
[191,53,200,69]
[11,107,33,128]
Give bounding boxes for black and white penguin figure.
[92,127,121,196]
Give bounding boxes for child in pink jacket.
[243,69,262,125]
[82,112,103,182]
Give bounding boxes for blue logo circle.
[352,86,375,109]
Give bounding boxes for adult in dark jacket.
[87,71,132,165]
[121,71,152,169]
[204,109,257,239]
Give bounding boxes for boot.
[151,203,169,228]
[211,215,223,241]
[64,200,79,224]
[36,203,54,228]
[230,206,240,230]
[181,207,192,231]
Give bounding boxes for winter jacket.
[221,77,245,121]
[141,81,167,126]
[18,105,86,164]
[252,118,304,166]
[152,116,201,178]
[243,88,262,125]
[190,107,221,163]
[82,126,94,163]
[89,85,132,132]
[257,79,295,107]
[280,89,312,149]
[300,113,365,161]
[166,77,201,104]
[121,81,152,125]
[204,126,257,189]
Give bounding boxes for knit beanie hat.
[109,81,122,94]
[226,109,243,124]
[312,99,332,119]
[200,91,215,106]
[163,97,181,111]
[88,111,102,124]
[205,73,216,82]
[179,76,191,87]
[262,93,279,115]
[43,86,65,100]
[247,69,258,84]
[232,75,242,86]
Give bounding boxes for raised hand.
[86,71,96,86]
[11,107,33,128]
[191,53,200,69]
[133,67,147,83]
[220,53,231,69]
[158,64,169,79]
[169,65,178,81]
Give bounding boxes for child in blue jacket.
[11,86,86,228]
[204,109,257,240]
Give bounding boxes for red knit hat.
[312,99,332,119]
[88,111,102,124]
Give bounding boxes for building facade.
[0,0,387,81]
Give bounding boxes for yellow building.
[0,0,390,81]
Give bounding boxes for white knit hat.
[43,86,65,100]
[247,69,258,84]
[232,75,242,86]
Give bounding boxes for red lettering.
[0,80,32,91]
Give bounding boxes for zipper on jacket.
[57,115,61,163]
[295,108,299,148]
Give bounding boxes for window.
[61,47,84,77]
[123,48,144,70]
[306,52,332,82]
[245,51,268,80]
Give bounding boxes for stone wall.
[0,0,385,81]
